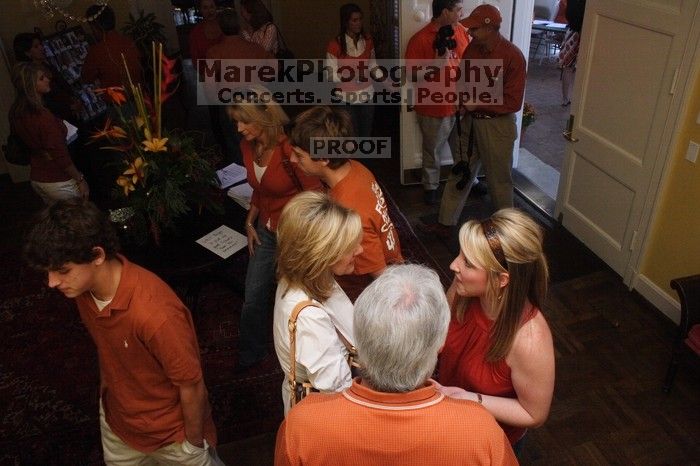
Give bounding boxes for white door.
[555,0,699,277]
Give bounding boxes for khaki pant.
[416,113,457,191]
[439,113,516,225]
[99,403,225,466]
[30,179,81,205]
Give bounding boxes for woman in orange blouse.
[326,3,376,137]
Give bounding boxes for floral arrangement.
[522,102,536,128]
[92,43,221,245]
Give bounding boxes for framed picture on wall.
[42,25,107,121]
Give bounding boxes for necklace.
[255,145,272,165]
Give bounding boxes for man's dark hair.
[86,4,116,31]
[290,106,354,169]
[566,0,587,33]
[432,0,461,19]
[12,33,39,63]
[241,0,273,31]
[24,198,120,271]
[218,8,240,36]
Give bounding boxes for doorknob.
[562,131,579,142]
[563,114,579,142]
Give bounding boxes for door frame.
[631,20,700,285]
[554,0,700,286]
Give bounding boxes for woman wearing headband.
[437,208,554,455]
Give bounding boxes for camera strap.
[455,110,475,163]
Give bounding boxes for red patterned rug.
[0,182,446,465]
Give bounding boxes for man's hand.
[179,379,210,449]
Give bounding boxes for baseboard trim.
[633,274,681,324]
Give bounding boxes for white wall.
[533,0,558,20]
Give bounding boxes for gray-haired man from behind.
[274,264,517,466]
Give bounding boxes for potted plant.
[92,43,222,246]
[520,102,536,142]
[122,10,167,92]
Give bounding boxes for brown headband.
[480,219,507,269]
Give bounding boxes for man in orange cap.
[436,3,527,227]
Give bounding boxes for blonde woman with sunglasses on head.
[437,208,555,458]
[274,191,363,413]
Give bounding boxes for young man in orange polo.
[24,199,224,465]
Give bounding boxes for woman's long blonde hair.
[227,86,289,153]
[10,61,45,119]
[455,208,549,361]
[276,191,362,302]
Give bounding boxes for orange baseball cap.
[460,4,502,28]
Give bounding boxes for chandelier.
[33,0,110,23]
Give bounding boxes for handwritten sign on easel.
[196,225,247,259]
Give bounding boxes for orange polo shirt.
[81,30,144,88]
[74,255,216,452]
[275,379,517,466]
[462,34,526,115]
[405,21,470,118]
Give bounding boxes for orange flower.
[126,156,148,181]
[95,86,127,106]
[161,54,181,103]
[116,175,136,196]
[116,157,148,196]
[90,117,128,142]
[142,137,168,153]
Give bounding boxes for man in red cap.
[405,0,470,206]
[436,3,527,228]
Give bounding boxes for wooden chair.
[663,274,700,393]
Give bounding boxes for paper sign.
[196,225,247,259]
[227,182,253,210]
[216,162,247,189]
[64,120,79,144]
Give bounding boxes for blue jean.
[238,226,277,366]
